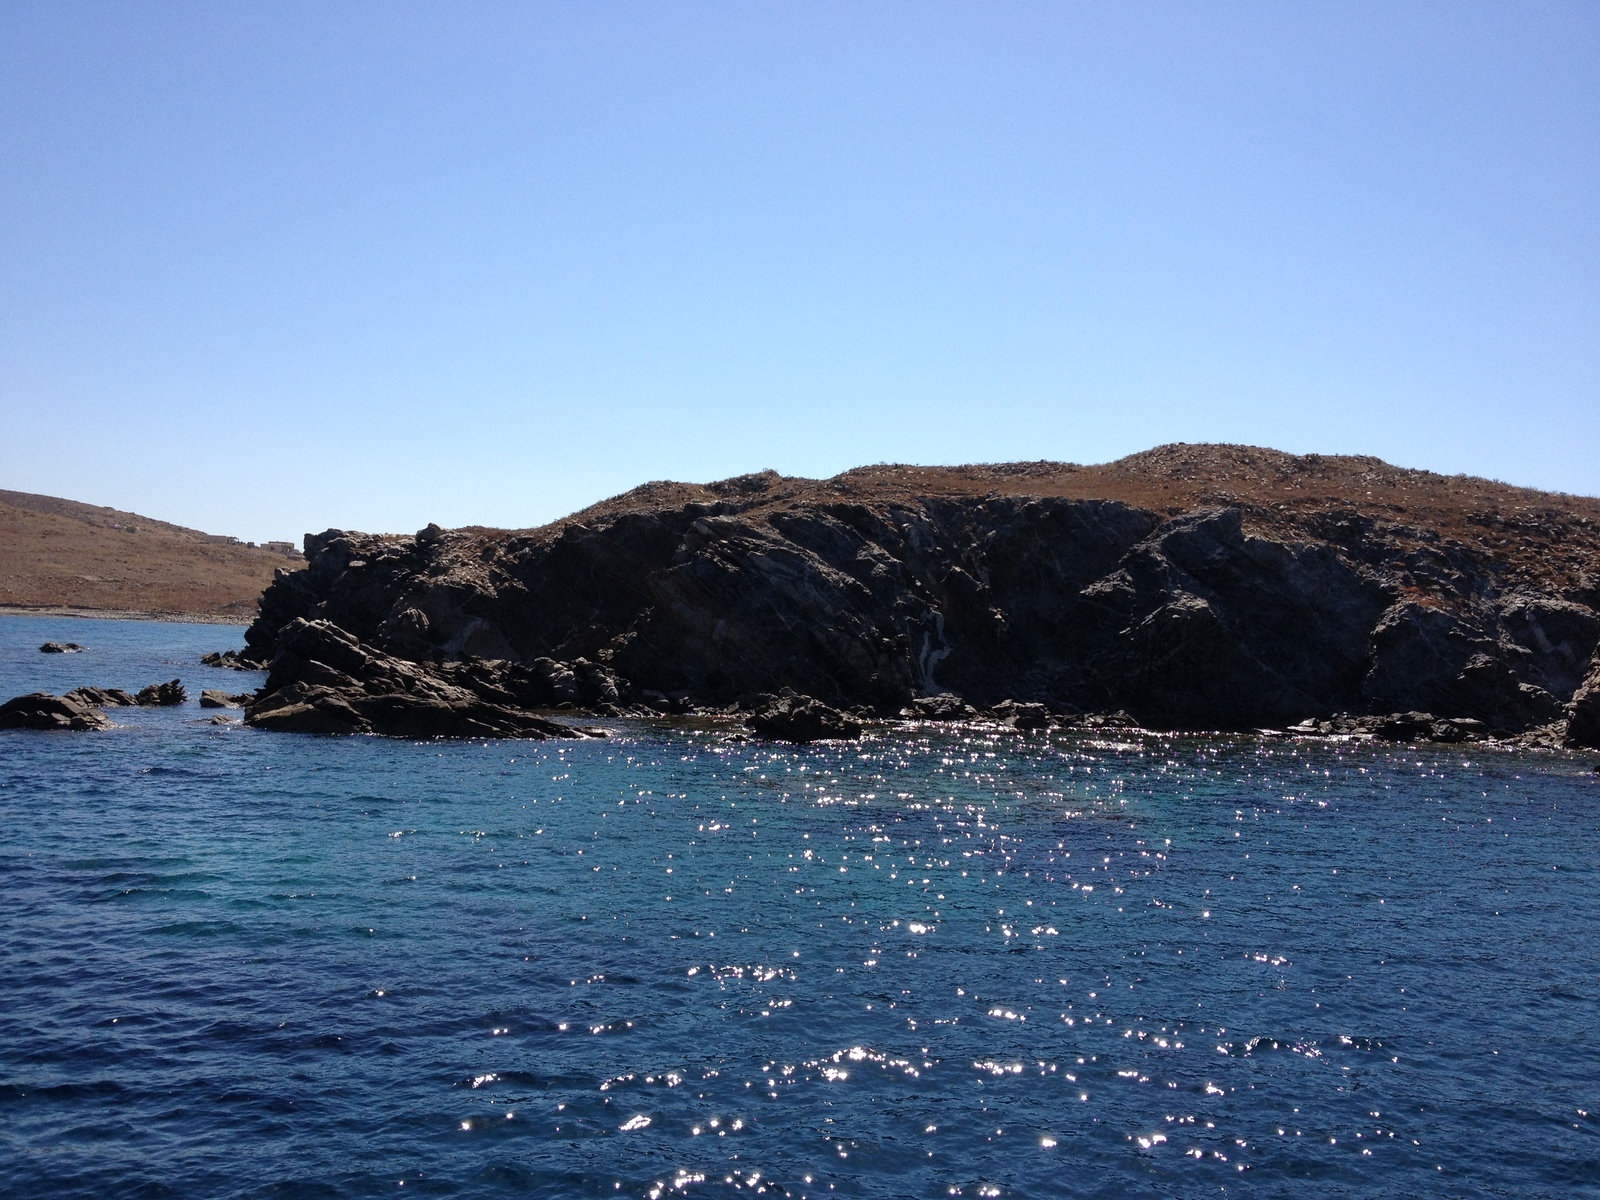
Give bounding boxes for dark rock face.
[245,618,604,740]
[243,499,1165,717]
[0,692,112,730]
[745,695,862,743]
[135,680,186,707]
[1363,605,1566,730]
[200,689,250,709]
[238,454,1600,738]
[1079,510,1391,728]
[40,642,85,653]
[1568,656,1600,749]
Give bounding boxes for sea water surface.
[2,615,1598,1198]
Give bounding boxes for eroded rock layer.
[239,445,1600,742]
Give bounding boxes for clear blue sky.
[2,2,1595,543]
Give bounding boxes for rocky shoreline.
[217,446,1600,747]
[7,447,1599,749]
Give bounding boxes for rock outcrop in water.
[201,649,267,671]
[237,445,1600,742]
[745,694,862,743]
[54,684,187,710]
[0,692,113,730]
[245,618,605,739]
[135,680,186,707]
[64,686,137,708]
[1286,712,1489,743]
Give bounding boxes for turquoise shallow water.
[2,615,1598,1198]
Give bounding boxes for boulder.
[442,654,627,712]
[1426,717,1488,743]
[39,642,85,653]
[248,684,368,734]
[903,694,978,721]
[746,695,862,743]
[199,689,250,709]
[135,680,187,707]
[988,700,1051,731]
[201,649,267,670]
[1368,711,1443,742]
[0,692,112,731]
[1075,711,1142,730]
[64,686,137,707]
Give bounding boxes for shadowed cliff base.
[236,444,1600,746]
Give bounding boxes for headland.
[230,444,1600,746]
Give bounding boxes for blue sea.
[2,615,1598,1198]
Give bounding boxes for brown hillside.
[526,444,1600,595]
[0,489,299,619]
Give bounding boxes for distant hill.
[0,489,300,620]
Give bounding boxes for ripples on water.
[2,617,1598,1198]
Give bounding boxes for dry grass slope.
[517,443,1600,596]
[0,489,296,619]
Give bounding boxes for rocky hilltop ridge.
[239,444,1600,744]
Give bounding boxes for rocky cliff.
[239,445,1600,743]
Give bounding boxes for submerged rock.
[0,692,112,731]
[745,695,862,743]
[39,642,85,653]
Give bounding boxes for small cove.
[2,615,1598,1198]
